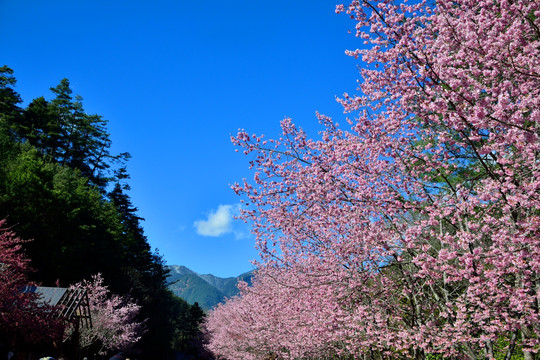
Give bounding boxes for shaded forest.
[0,65,210,360]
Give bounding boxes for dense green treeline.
[0,65,207,359]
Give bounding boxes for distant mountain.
[167,265,253,311]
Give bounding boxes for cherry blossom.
[0,219,64,344]
[70,273,144,355]
[205,0,540,359]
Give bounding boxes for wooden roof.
[23,286,92,328]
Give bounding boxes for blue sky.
[1,0,360,277]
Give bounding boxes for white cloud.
[194,204,235,237]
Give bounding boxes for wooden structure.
[22,286,92,328]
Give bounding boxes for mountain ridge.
[166,265,253,310]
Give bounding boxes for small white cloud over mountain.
[194,204,237,237]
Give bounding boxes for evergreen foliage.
[0,66,203,359]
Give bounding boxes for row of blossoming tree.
[204,0,540,359]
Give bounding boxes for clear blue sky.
[1,0,360,277]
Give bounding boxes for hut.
[22,286,92,329]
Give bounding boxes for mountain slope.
[198,271,253,298]
[167,265,253,310]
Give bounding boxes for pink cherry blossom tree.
[0,219,64,345]
[205,0,540,359]
[205,267,358,359]
[69,273,144,355]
